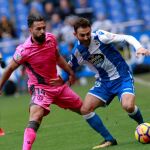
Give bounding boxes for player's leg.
[118,76,144,125]
[56,84,117,148]
[80,94,117,149]
[121,94,144,124]
[22,104,45,150]
[23,87,51,150]
[81,80,117,146]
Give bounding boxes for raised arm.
[97,30,150,57]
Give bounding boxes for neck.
[31,37,43,44]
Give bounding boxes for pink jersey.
[13,33,58,87]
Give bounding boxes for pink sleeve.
[13,45,27,64]
[53,35,58,48]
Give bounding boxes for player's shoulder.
[46,32,56,41]
[13,43,27,63]
[93,30,114,44]
[15,43,29,57]
[94,29,108,36]
[16,36,32,51]
[71,41,83,59]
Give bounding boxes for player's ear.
[73,32,77,37]
[29,28,32,33]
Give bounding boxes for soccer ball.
[135,123,150,144]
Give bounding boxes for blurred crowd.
[0,0,150,95]
[0,0,150,40]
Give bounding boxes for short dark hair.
[73,17,91,32]
[27,13,45,28]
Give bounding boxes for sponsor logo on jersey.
[88,54,104,67]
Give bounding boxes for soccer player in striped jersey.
[59,17,150,149]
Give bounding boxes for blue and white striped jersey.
[68,30,142,81]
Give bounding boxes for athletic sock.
[83,112,115,141]
[128,106,144,125]
[22,128,36,150]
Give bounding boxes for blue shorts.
[88,76,135,105]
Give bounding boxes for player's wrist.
[58,75,65,83]
[69,70,75,76]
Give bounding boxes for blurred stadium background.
[0,1,150,149]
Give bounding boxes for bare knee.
[80,105,93,115]
[80,96,104,115]
[121,94,135,113]
[30,105,45,122]
[122,103,135,113]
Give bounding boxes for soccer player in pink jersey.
[0,14,82,150]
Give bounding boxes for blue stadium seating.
[89,0,106,15]
[1,37,16,60]
[12,0,29,37]
[0,0,10,19]
[0,0,149,36]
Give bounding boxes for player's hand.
[49,76,64,86]
[68,74,76,86]
[136,47,150,58]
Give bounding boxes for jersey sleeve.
[60,53,80,82]
[47,33,58,49]
[96,30,142,50]
[13,45,27,64]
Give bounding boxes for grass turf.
[0,75,150,150]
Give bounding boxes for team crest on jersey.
[15,53,22,61]
[88,54,104,67]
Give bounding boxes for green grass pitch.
[0,75,150,150]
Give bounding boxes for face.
[74,27,91,47]
[30,21,46,44]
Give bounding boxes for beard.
[81,39,91,47]
[34,34,45,44]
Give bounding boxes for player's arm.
[0,59,20,94]
[50,49,75,86]
[98,30,150,57]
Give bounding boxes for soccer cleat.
[92,139,117,149]
[0,128,5,136]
